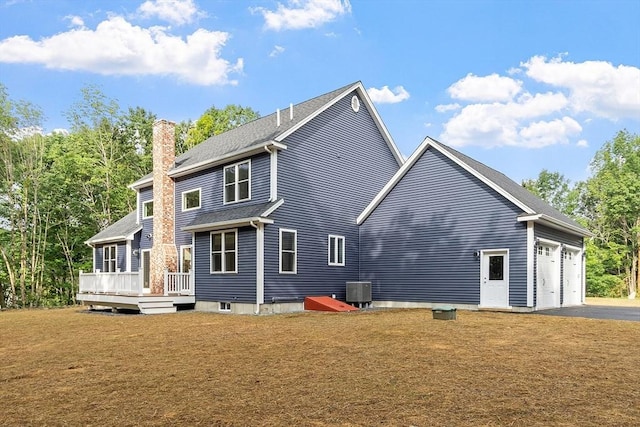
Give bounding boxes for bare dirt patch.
[1,307,639,426]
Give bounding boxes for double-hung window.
[211,230,237,273]
[182,188,201,211]
[103,245,117,272]
[142,200,153,218]
[328,235,345,266]
[224,160,250,204]
[279,229,297,274]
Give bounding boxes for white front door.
[480,250,509,308]
[537,243,560,308]
[141,250,151,294]
[563,249,581,306]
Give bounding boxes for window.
[181,246,192,273]
[219,302,231,312]
[224,160,250,204]
[103,245,117,272]
[211,230,237,273]
[328,235,345,266]
[142,200,153,218]
[488,255,504,280]
[279,229,297,274]
[182,189,201,211]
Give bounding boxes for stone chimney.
[150,119,177,295]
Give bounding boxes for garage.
[537,242,560,309]
[563,248,582,306]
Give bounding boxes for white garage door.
[537,243,560,309]
[563,249,582,306]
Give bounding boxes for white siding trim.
[126,240,132,273]
[93,246,97,272]
[136,191,140,224]
[526,221,534,307]
[191,233,196,294]
[269,148,278,201]
[256,223,265,306]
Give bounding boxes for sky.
[0,0,639,184]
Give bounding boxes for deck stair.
[138,300,177,314]
[304,296,359,312]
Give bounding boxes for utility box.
[346,281,372,303]
[432,305,457,320]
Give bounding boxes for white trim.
[279,228,297,274]
[179,244,193,273]
[191,233,196,294]
[126,240,132,273]
[518,214,592,237]
[581,240,586,304]
[168,141,287,178]
[93,246,97,272]
[181,188,202,212]
[526,221,534,307]
[85,227,142,246]
[274,82,404,167]
[136,191,140,225]
[479,248,511,309]
[262,199,284,217]
[142,200,154,219]
[182,217,274,233]
[223,159,251,205]
[129,175,153,190]
[210,229,238,274]
[269,148,278,201]
[328,234,345,266]
[256,223,265,306]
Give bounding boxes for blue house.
[79,82,591,314]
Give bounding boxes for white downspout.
[250,221,264,315]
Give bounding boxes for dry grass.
[586,297,640,307]
[1,307,639,426]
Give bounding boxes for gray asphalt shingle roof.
[430,139,589,233]
[184,200,283,231]
[86,211,141,245]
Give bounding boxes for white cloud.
[522,55,640,119]
[253,0,352,31]
[0,16,242,86]
[447,73,523,102]
[435,103,460,113]
[65,15,85,28]
[367,85,410,104]
[439,92,571,148]
[269,45,285,58]
[438,55,640,149]
[137,0,203,26]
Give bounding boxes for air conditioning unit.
[346,281,372,303]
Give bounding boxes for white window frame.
[223,159,251,204]
[210,229,238,274]
[219,302,231,312]
[103,244,117,273]
[142,200,153,219]
[328,235,345,266]
[180,245,193,273]
[279,228,297,274]
[182,188,201,212]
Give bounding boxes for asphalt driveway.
[535,305,640,322]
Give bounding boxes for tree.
[522,169,581,218]
[584,130,640,298]
[184,105,259,150]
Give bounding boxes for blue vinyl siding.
[264,91,400,302]
[139,186,153,251]
[130,232,141,272]
[174,153,271,248]
[359,147,529,307]
[194,227,257,302]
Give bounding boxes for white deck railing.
[79,270,142,295]
[165,271,193,295]
[79,270,193,296]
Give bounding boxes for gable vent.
[351,96,360,113]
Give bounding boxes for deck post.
[164,269,169,296]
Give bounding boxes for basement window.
[219,302,231,312]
